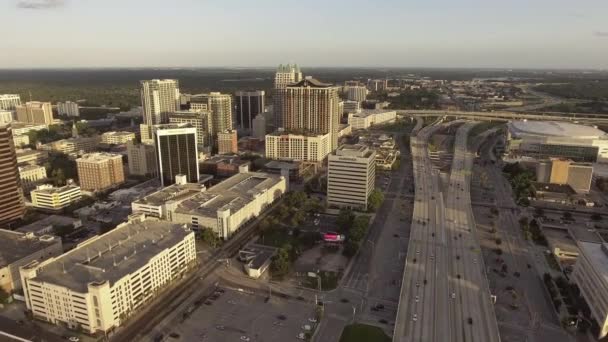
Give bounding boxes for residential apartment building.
[0,124,25,225]
[218,130,238,154]
[19,165,47,192]
[31,184,82,211]
[154,124,199,187]
[140,79,180,141]
[101,131,135,145]
[265,132,331,162]
[235,90,265,131]
[0,230,62,293]
[0,94,21,110]
[346,86,368,102]
[191,93,233,140]
[347,109,397,130]
[16,102,54,125]
[276,77,341,150]
[126,141,157,177]
[168,109,212,149]
[571,242,608,339]
[327,145,376,209]
[170,172,286,239]
[76,152,125,192]
[56,101,80,117]
[343,100,361,114]
[273,64,303,128]
[19,217,196,335]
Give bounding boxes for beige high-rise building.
[140,79,180,141]
[0,94,21,111]
[191,93,233,142]
[218,130,238,155]
[126,141,158,177]
[277,77,341,150]
[56,101,80,117]
[76,152,125,192]
[15,102,54,125]
[100,131,135,145]
[327,144,376,210]
[265,132,331,162]
[0,124,25,226]
[346,86,368,102]
[273,64,303,128]
[168,109,212,149]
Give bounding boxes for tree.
[337,208,355,231]
[495,238,502,245]
[0,288,10,304]
[368,190,384,212]
[271,244,292,278]
[200,228,220,248]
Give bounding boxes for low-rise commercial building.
[343,100,361,114]
[17,215,82,236]
[536,158,594,193]
[327,144,376,209]
[265,131,331,162]
[19,217,196,335]
[19,164,47,191]
[572,242,608,339]
[238,244,276,279]
[347,109,397,130]
[0,230,62,293]
[131,176,205,218]
[76,152,125,192]
[200,155,250,177]
[31,183,82,211]
[13,133,30,147]
[170,172,286,239]
[16,149,49,166]
[10,122,48,136]
[101,131,136,145]
[39,136,100,155]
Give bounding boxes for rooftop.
[133,182,204,207]
[350,109,396,118]
[17,215,80,234]
[77,152,122,163]
[508,121,607,139]
[202,155,250,166]
[27,219,192,292]
[102,131,135,137]
[32,183,80,194]
[264,160,302,170]
[288,77,332,88]
[578,242,608,283]
[334,144,374,158]
[0,229,60,268]
[175,172,283,217]
[18,164,46,172]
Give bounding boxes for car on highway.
[413,314,418,321]
[415,296,419,302]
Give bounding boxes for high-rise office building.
[0,124,25,225]
[327,144,376,209]
[346,86,368,102]
[0,110,13,124]
[168,109,212,149]
[76,152,125,192]
[127,141,158,177]
[56,101,80,117]
[191,93,233,141]
[252,114,266,140]
[277,77,341,150]
[140,79,180,141]
[154,124,199,187]
[235,90,265,131]
[15,102,54,125]
[273,64,303,128]
[217,130,238,155]
[0,94,21,111]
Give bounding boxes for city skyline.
[1,0,608,69]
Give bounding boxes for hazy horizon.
[2,0,608,69]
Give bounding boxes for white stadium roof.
[508,121,607,140]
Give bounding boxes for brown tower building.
[76,152,125,192]
[0,124,25,225]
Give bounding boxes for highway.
[397,109,608,124]
[393,121,501,342]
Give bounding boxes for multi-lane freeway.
[393,121,500,342]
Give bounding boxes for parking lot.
[164,288,318,342]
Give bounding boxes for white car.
[68,338,80,342]
[451,293,456,299]
[413,314,418,322]
[415,296,419,302]
[302,324,312,331]
[240,336,250,342]
[297,333,306,340]
[308,317,318,323]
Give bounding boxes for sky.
[1,0,607,69]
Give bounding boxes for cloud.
[17,0,65,9]
[594,31,608,37]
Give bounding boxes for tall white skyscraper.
[140,79,180,141]
[56,101,80,117]
[190,92,233,145]
[0,94,21,111]
[273,64,302,128]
